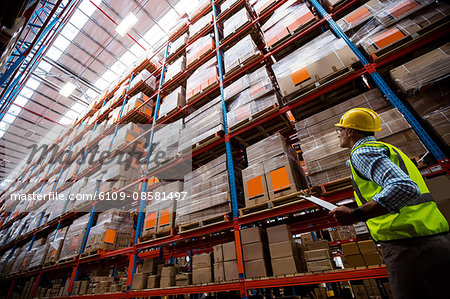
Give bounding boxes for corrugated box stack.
[222,241,240,281]
[164,55,186,84]
[168,33,188,59]
[342,240,383,268]
[186,57,218,102]
[129,69,157,92]
[84,209,133,254]
[177,154,242,228]
[390,43,450,147]
[142,181,183,239]
[213,243,226,282]
[158,86,186,119]
[225,66,279,130]
[186,35,214,68]
[147,119,183,170]
[241,226,271,278]
[58,214,91,262]
[262,0,315,48]
[190,13,212,39]
[122,92,154,120]
[224,35,260,76]
[28,239,50,270]
[160,265,178,288]
[273,30,359,98]
[295,88,427,186]
[328,225,357,242]
[178,96,224,153]
[242,133,308,208]
[251,0,276,16]
[425,175,450,222]
[303,239,335,272]
[44,227,68,265]
[222,8,252,40]
[193,252,213,284]
[267,224,305,276]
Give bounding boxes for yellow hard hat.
[335,108,382,132]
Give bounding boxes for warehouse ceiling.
[0,0,197,189]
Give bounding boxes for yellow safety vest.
[350,141,449,241]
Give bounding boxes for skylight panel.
[3,114,16,124]
[72,102,86,114]
[59,116,73,124]
[0,131,4,139]
[158,9,178,33]
[60,82,77,97]
[25,77,41,90]
[45,46,63,61]
[78,0,97,16]
[61,23,79,41]
[9,106,22,116]
[37,60,53,73]
[116,12,139,36]
[53,35,71,52]
[143,25,165,47]
[94,77,109,91]
[110,60,127,75]
[130,42,146,58]
[174,0,195,13]
[15,96,28,107]
[71,10,89,29]
[102,69,118,83]
[120,51,137,66]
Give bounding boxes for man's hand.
[329,206,355,225]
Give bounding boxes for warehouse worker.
[330,107,450,299]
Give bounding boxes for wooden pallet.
[138,228,175,244]
[239,190,307,216]
[178,214,230,233]
[57,255,78,264]
[80,248,109,259]
[224,51,264,80]
[126,110,152,124]
[229,103,279,133]
[156,106,183,124]
[186,81,219,105]
[43,261,56,269]
[162,70,188,90]
[316,177,352,195]
[27,265,42,273]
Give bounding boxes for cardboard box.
[304,240,329,251]
[307,259,335,272]
[345,254,365,267]
[304,249,332,262]
[426,175,450,203]
[300,233,314,244]
[193,268,213,284]
[357,240,377,253]
[142,258,164,274]
[224,260,239,280]
[176,273,192,286]
[161,266,176,277]
[147,275,160,289]
[362,252,383,265]
[269,240,298,259]
[342,242,360,256]
[267,224,293,244]
[130,273,148,290]
[160,276,175,288]
[437,200,450,223]
[241,226,264,244]
[193,252,212,270]
[271,256,301,276]
[213,244,223,263]
[214,262,225,282]
[243,242,266,261]
[222,241,237,261]
[244,259,269,278]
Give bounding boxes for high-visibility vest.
[350,141,449,241]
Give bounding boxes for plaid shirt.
[347,136,421,213]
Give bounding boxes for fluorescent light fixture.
[60,82,76,97]
[116,12,138,36]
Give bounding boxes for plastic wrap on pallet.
[246,133,295,165]
[390,43,450,95]
[178,97,224,152]
[190,13,213,38]
[227,93,278,129]
[272,30,359,97]
[148,119,184,169]
[223,8,251,40]
[165,56,186,84]
[262,0,315,47]
[85,209,133,252]
[129,69,157,92]
[10,242,31,273]
[251,0,276,16]
[221,0,240,13]
[224,66,272,100]
[28,243,50,270]
[169,14,189,38]
[159,86,186,118]
[186,34,214,67]
[58,214,90,260]
[0,249,13,274]
[169,33,189,57]
[186,57,218,100]
[224,35,258,74]
[187,0,211,19]
[351,3,449,56]
[44,227,68,265]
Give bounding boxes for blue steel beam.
[309,0,446,162]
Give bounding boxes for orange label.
[125,133,135,143]
[159,208,171,226]
[145,212,156,229]
[345,7,370,24]
[372,27,405,49]
[247,176,264,199]
[388,0,419,19]
[269,167,291,192]
[104,229,116,244]
[290,67,311,86]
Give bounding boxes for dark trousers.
[380,232,450,299]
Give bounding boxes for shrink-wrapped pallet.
[273,31,359,98]
[165,56,186,83]
[224,35,259,75]
[159,86,186,119]
[148,119,184,170]
[186,57,218,101]
[169,14,189,38]
[223,8,251,40]
[28,242,50,270]
[122,92,153,120]
[44,227,68,265]
[169,33,189,58]
[58,214,90,261]
[221,0,241,13]
[190,13,213,38]
[251,0,278,16]
[186,35,214,67]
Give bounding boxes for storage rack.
[0,0,449,298]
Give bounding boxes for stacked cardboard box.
[168,14,189,39]
[225,66,279,130]
[213,243,226,282]
[164,55,186,83]
[342,240,383,268]
[178,96,224,153]
[273,30,359,98]
[44,227,68,265]
[426,175,450,222]
[295,89,427,186]
[351,279,386,298]
[224,35,259,75]
[84,209,133,253]
[58,214,90,261]
[242,133,308,207]
[251,0,277,16]
[128,69,156,92]
[193,252,213,284]
[142,181,183,239]
[303,240,335,272]
[186,57,218,101]
[328,225,357,242]
[177,154,242,226]
[186,35,215,67]
[190,13,213,38]
[160,266,177,287]
[221,0,240,13]
[28,241,50,270]
[223,8,251,40]
[241,226,271,278]
[148,119,183,170]
[222,241,240,280]
[168,33,189,59]
[262,0,315,48]
[267,224,304,276]
[159,86,186,119]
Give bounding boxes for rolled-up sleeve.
[351,147,421,214]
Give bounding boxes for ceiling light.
[116,12,138,36]
[60,82,76,97]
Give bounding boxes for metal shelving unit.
[1,0,449,297]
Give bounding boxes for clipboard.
[304,196,338,211]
